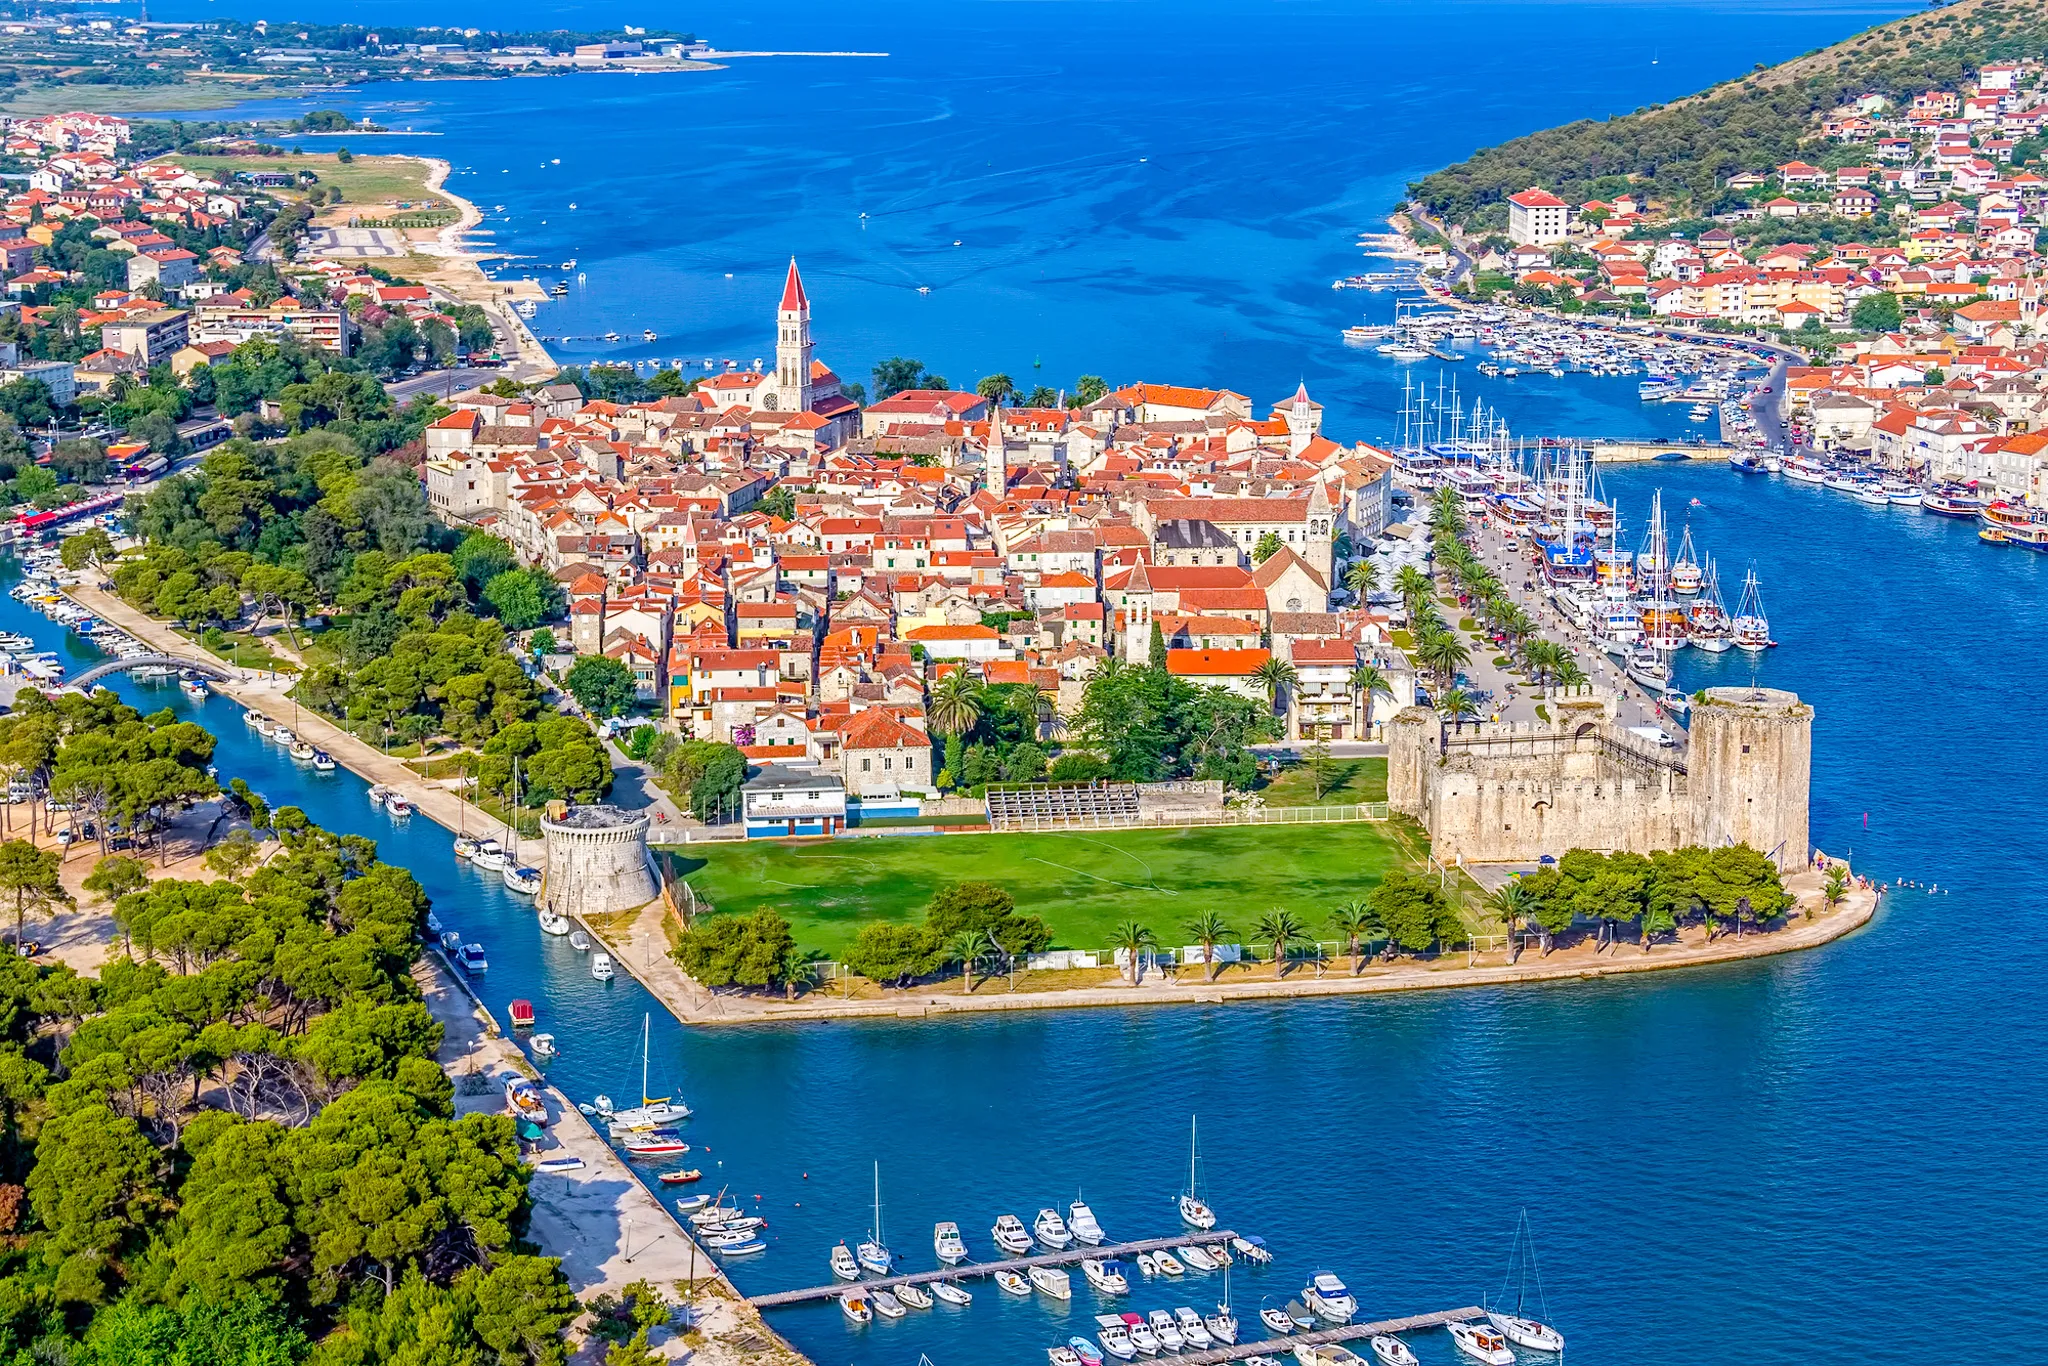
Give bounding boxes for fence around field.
[992,801,1390,832]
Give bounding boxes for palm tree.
[952,929,986,993]
[1348,663,1389,737]
[1437,687,1477,733]
[1180,910,1237,981]
[1327,900,1380,975]
[1822,865,1849,915]
[1108,920,1156,986]
[1393,565,1432,622]
[1554,657,1588,691]
[1416,631,1470,693]
[1342,559,1378,604]
[1485,880,1537,961]
[1522,639,1562,686]
[1251,657,1298,718]
[1428,486,1465,536]
[1250,908,1306,978]
[927,669,983,739]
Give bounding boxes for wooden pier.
[747,1229,1240,1308]
[1176,1306,1486,1365]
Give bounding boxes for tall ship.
[1731,567,1773,652]
[1669,522,1703,596]
[1635,493,1689,652]
[1687,559,1732,653]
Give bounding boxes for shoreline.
[581,861,1879,1028]
[410,155,558,372]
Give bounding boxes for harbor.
[750,1230,1244,1308]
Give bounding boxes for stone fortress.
[1386,686,1811,868]
[539,803,658,920]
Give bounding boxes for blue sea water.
[148,0,1918,443]
[89,2,2048,1362]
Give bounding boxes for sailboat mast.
[640,1013,649,1105]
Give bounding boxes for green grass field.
[1257,757,1387,808]
[156,152,449,211]
[672,821,1420,957]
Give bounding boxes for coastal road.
[1405,201,1472,286]
[387,368,485,404]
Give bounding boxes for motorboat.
[503,1077,547,1124]
[1369,1337,1418,1366]
[1030,1265,1072,1299]
[1145,1310,1183,1353]
[1232,1237,1273,1265]
[995,1270,1030,1296]
[1881,477,1923,506]
[530,1033,557,1058]
[386,795,413,817]
[714,1238,765,1256]
[1259,1309,1295,1336]
[1153,1251,1185,1277]
[698,1216,764,1235]
[1083,1259,1129,1295]
[536,910,570,934]
[619,1130,688,1156]
[180,676,208,699]
[1781,456,1827,484]
[934,1221,968,1264]
[288,739,316,761]
[1302,1272,1357,1322]
[312,751,336,772]
[1181,1245,1217,1272]
[829,1243,859,1281]
[1034,1207,1073,1248]
[607,1099,692,1132]
[1486,1309,1565,1354]
[1069,1198,1106,1245]
[688,1202,743,1227]
[1294,1348,1368,1366]
[1922,487,1982,519]
[701,1228,760,1250]
[896,1282,932,1310]
[870,1290,906,1319]
[1447,1322,1515,1366]
[1122,1313,1160,1355]
[672,1193,712,1213]
[657,1168,702,1185]
[470,838,509,871]
[569,930,592,952]
[1047,1349,1082,1366]
[244,710,269,733]
[368,784,391,807]
[271,728,295,747]
[506,998,535,1028]
[455,943,488,974]
[1136,1253,1158,1278]
[439,929,463,954]
[591,952,615,980]
[839,1291,871,1324]
[932,1280,972,1306]
[1068,1336,1105,1366]
[992,1213,1034,1256]
[1202,1244,1231,1265]
[1174,1308,1213,1349]
[1095,1315,1138,1359]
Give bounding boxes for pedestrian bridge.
[70,654,234,689]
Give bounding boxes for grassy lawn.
[176,627,296,672]
[155,152,450,212]
[1,79,296,115]
[1258,757,1387,807]
[671,822,1417,958]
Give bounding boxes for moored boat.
[839,1291,871,1324]
[1083,1258,1130,1295]
[896,1282,933,1310]
[934,1220,968,1264]
[1369,1337,1418,1366]
[1096,1315,1138,1359]
[1447,1321,1514,1366]
[992,1213,1034,1256]
[995,1270,1031,1296]
[1030,1265,1072,1299]
[1302,1272,1356,1322]
[1069,1197,1106,1245]
[1033,1206,1073,1248]
[932,1279,972,1306]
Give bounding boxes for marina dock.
[1177,1306,1487,1365]
[748,1230,1240,1307]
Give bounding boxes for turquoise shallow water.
[19,457,2045,1365]
[100,1,2048,1360]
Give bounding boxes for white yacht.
[1369,1337,1418,1366]
[855,1163,894,1275]
[1030,1265,1072,1299]
[1069,1198,1106,1245]
[470,838,510,871]
[1146,1310,1183,1353]
[536,910,570,934]
[1260,1309,1296,1336]
[995,1270,1030,1296]
[1447,1321,1515,1366]
[590,952,615,980]
[1303,1272,1357,1322]
[1178,1116,1216,1229]
[1205,1304,1238,1345]
[1095,1315,1138,1360]
[1048,1350,1082,1366]
[1181,1245,1217,1272]
[1082,1258,1129,1294]
[1174,1308,1212,1349]
[829,1243,859,1281]
[1033,1207,1073,1248]
[838,1290,871,1324]
[992,1213,1034,1256]
[1124,1314,1161,1355]
[933,1221,968,1264]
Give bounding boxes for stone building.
[539,804,657,920]
[1386,686,1811,868]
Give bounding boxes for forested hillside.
[1411,0,2048,228]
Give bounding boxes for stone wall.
[1686,687,1812,869]
[541,805,657,920]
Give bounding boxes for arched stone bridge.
[70,654,235,689]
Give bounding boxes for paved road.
[1405,201,1472,286]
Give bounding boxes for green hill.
[1411,0,2048,230]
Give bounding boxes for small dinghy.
[870,1290,906,1319]
[673,1194,712,1213]
[1153,1251,1185,1278]
[995,1270,1030,1296]
[569,930,592,952]
[894,1283,932,1310]
[657,1168,703,1185]
[1369,1336,1419,1366]
[530,1033,557,1058]
[1259,1308,1294,1336]
[931,1280,972,1306]
[533,1156,584,1174]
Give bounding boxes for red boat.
[621,1134,691,1157]
[657,1169,704,1185]
[507,999,535,1028]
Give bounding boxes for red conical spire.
[780,257,808,312]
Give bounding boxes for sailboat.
[856,1162,894,1275]
[1205,1253,1239,1344]
[605,1015,692,1134]
[1635,492,1689,652]
[1732,566,1773,652]
[1485,1210,1567,1355]
[1689,558,1732,653]
[1178,1116,1216,1229]
[1669,521,1702,595]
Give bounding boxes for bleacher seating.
[985,782,1142,830]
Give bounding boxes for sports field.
[672,821,1422,957]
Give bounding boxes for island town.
[0,12,2038,1361]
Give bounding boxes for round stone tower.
[539,804,657,921]
[1686,687,1812,869]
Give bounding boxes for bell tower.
[775,258,814,414]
